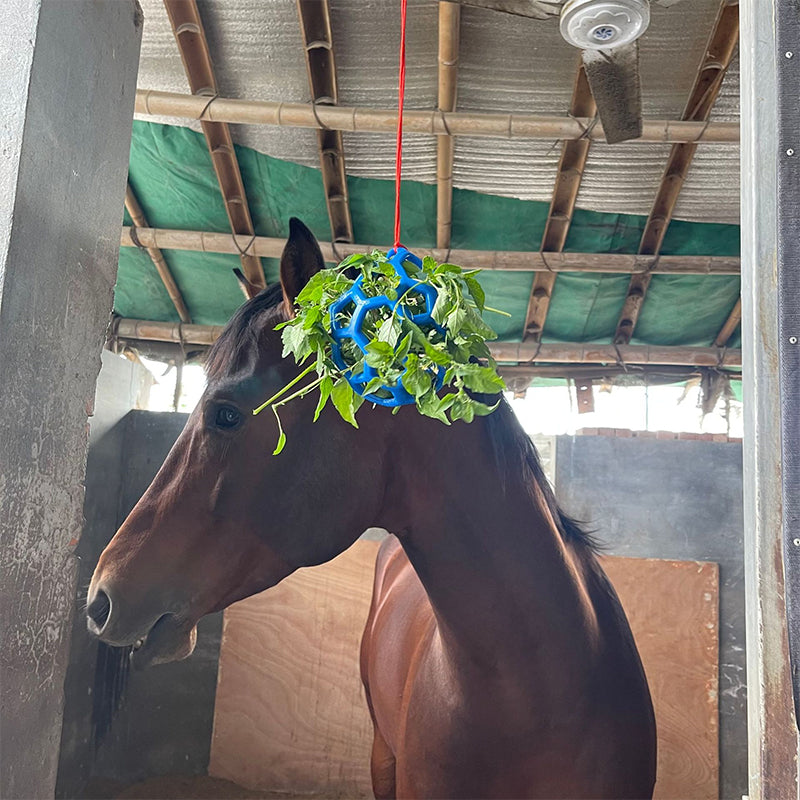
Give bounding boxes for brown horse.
[88,219,656,799]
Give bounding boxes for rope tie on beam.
[569,112,600,141]
[231,232,257,258]
[197,92,219,121]
[128,225,147,251]
[524,340,544,365]
[436,109,453,137]
[539,250,555,273]
[613,343,629,372]
[311,99,333,131]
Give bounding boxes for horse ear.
[280,218,325,315]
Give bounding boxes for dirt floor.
[83,775,324,799]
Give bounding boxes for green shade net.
[119,120,741,353]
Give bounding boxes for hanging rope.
[393,0,408,250]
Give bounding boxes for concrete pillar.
[740,1,800,797]
[0,3,142,798]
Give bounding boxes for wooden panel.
[603,557,719,800]
[210,542,718,800]
[209,542,380,798]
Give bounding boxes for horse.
[87,218,657,799]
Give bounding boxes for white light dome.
[560,0,651,51]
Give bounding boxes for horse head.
[87,219,395,667]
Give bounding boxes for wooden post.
[740,1,800,796]
[0,3,141,797]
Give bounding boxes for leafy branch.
[253,251,506,454]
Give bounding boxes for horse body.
[359,404,655,799]
[87,219,656,799]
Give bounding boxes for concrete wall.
[0,5,141,797]
[555,434,746,800]
[57,406,222,799]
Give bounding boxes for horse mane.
[204,285,597,553]
[205,284,285,381]
[484,397,600,553]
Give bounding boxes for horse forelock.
[205,284,286,382]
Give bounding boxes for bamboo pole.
[134,89,740,144]
[112,317,742,367]
[120,226,741,275]
[124,186,192,323]
[714,297,742,347]
[297,0,354,244]
[163,0,265,298]
[613,2,740,345]
[524,64,595,340]
[436,2,460,249]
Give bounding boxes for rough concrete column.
[0,3,142,798]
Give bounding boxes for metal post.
[740,1,799,797]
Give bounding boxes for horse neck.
[380,409,600,677]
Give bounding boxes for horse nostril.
[87,590,111,631]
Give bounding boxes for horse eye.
[214,405,242,430]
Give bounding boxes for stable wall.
[60,411,746,799]
[57,402,222,799]
[555,434,746,800]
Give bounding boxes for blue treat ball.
[329,247,445,407]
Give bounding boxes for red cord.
[393,0,408,250]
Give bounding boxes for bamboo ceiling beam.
[124,185,192,323]
[714,297,742,347]
[524,65,595,341]
[121,226,741,275]
[113,317,741,369]
[437,1,461,250]
[613,3,739,345]
[163,0,265,298]
[296,0,353,244]
[135,89,740,144]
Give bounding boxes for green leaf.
[401,353,433,399]
[450,394,475,423]
[313,376,333,422]
[457,363,506,394]
[272,407,287,455]
[377,316,401,347]
[418,390,451,424]
[331,379,359,428]
[464,275,486,312]
[282,322,311,360]
[364,340,396,368]
[462,305,498,341]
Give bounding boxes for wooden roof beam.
[163,0,265,297]
[296,0,353,244]
[437,2,461,250]
[714,297,741,347]
[124,185,192,323]
[120,226,741,274]
[113,317,742,368]
[134,89,740,143]
[524,65,595,341]
[613,2,739,345]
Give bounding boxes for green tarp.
[120,121,741,349]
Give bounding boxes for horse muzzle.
[86,584,197,668]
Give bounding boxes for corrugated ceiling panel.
[133,0,739,225]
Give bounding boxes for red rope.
[393,0,408,250]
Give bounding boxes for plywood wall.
[210,541,718,800]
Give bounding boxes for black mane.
[205,284,285,381]
[484,397,600,553]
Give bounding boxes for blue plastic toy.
[329,247,445,406]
